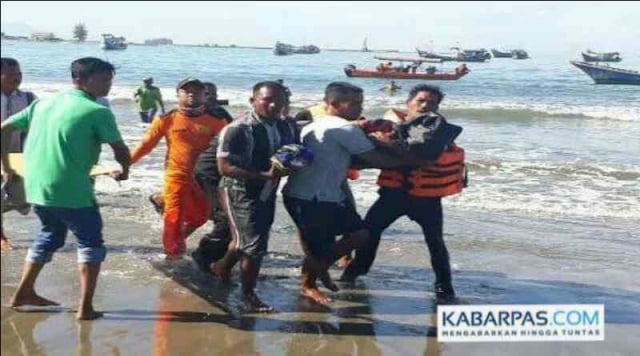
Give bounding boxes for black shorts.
[284,196,365,260]
[219,186,276,259]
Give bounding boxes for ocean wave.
[23,82,639,122]
[467,160,640,181]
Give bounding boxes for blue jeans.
[26,205,106,264]
[139,109,157,123]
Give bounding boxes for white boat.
[101,34,127,50]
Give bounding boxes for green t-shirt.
[7,89,123,208]
[135,86,162,112]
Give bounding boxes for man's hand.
[368,131,396,148]
[265,164,289,179]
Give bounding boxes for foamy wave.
[22,82,638,122]
[444,100,640,122]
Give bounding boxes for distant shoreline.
[1,37,401,53]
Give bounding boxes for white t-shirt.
[283,115,375,202]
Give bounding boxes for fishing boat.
[416,47,490,62]
[511,49,529,59]
[101,34,127,50]
[491,49,512,58]
[274,41,320,56]
[415,48,456,61]
[570,61,640,85]
[492,49,529,59]
[344,63,469,80]
[581,50,622,62]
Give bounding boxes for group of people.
[1,55,465,319]
[376,61,420,74]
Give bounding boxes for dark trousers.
[345,188,452,286]
[194,174,231,264]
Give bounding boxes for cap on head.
[176,77,205,91]
[143,77,153,82]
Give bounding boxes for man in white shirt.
[1,57,36,250]
[283,82,413,305]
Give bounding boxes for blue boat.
[571,61,640,85]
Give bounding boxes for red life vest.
[377,143,467,197]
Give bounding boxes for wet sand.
[2,197,640,355]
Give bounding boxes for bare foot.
[300,286,333,305]
[76,309,104,320]
[243,292,274,313]
[10,292,60,308]
[319,270,339,292]
[336,255,352,269]
[1,238,11,251]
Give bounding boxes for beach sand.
[2,194,640,355]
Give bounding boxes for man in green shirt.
[1,57,131,320]
[134,77,165,123]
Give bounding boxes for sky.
[2,1,640,55]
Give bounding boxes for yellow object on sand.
[8,153,117,177]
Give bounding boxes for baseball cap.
[176,77,205,90]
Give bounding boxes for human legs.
[67,206,107,319]
[341,189,406,281]
[192,178,232,272]
[10,205,67,308]
[214,187,276,313]
[409,197,454,298]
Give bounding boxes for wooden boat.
[416,47,490,62]
[344,64,468,80]
[570,61,640,85]
[581,50,621,62]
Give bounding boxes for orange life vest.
[377,144,467,197]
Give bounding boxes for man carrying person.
[341,84,465,301]
[282,82,419,305]
[212,81,295,313]
[1,57,37,251]
[130,78,227,260]
[134,77,165,124]
[2,57,131,320]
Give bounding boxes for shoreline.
[2,194,639,355]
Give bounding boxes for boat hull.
[344,67,467,80]
[571,61,640,85]
[491,49,512,58]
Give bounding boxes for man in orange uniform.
[131,78,227,259]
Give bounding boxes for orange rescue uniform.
[131,110,227,257]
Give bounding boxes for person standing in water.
[2,57,130,320]
[130,78,227,260]
[134,77,165,124]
